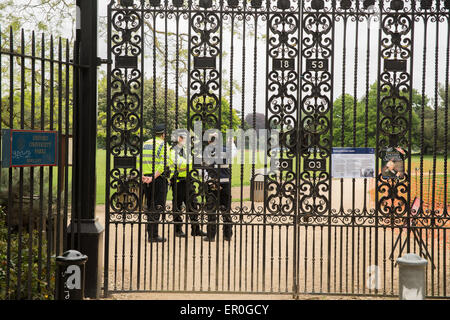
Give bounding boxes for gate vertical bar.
[96,0,450,298]
[17,29,25,300]
[6,27,14,299]
[227,2,236,293]
[430,1,440,296]
[73,0,104,299]
[443,1,450,298]
[375,0,414,296]
[351,1,360,294]
[185,0,192,292]
[105,0,142,295]
[104,0,112,297]
[47,35,54,294]
[299,0,334,294]
[296,0,303,294]
[406,0,415,257]
[265,0,300,295]
[137,0,145,292]
[27,31,36,299]
[216,0,224,292]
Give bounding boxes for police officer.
[170,132,207,238]
[203,132,234,242]
[141,123,172,243]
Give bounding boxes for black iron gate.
[105,0,449,298]
[0,27,78,299]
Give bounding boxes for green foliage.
[193,96,242,144]
[97,77,188,148]
[97,76,240,148]
[331,82,441,152]
[217,98,241,133]
[0,0,74,40]
[0,22,74,133]
[0,207,55,300]
[0,84,72,132]
[0,167,51,209]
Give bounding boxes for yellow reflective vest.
[140,137,173,175]
[171,145,187,180]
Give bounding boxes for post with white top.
[396,253,428,300]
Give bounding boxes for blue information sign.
[1,129,58,168]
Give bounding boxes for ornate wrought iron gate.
[105,0,449,298]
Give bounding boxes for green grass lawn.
[95,149,448,205]
[410,154,447,173]
[96,149,107,205]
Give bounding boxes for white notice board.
[331,148,375,178]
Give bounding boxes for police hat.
[171,130,187,142]
[208,132,219,142]
[154,123,166,134]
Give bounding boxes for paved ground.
[104,292,395,300]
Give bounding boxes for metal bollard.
[396,253,428,300]
[56,250,88,300]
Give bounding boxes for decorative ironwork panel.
[187,1,223,216]
[375,0,413,228]
[298,0,333,223]
[107,0,143,223]
[264,0,300,224]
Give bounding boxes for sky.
[4,1,450,118]
[96,4,449,117]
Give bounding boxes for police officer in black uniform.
[170,132,207,238]
[203,133,233,242]
[141,123,171,243]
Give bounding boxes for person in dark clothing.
[140,123,172,243]
[142,175,168,241]
[171,132,207,238]
[203,132,234,242]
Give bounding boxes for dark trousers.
[172,179,201,232]
[143,176,168,238]
[206,182,233,239]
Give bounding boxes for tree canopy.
[97,77,240,148]
[331,82,448,154]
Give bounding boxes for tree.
[218,98,241,133]
[197,96,241,138]
[97,76,187,148]
[0,0,190,90]
[245,112,266,130]
[332,93,359,147]
[332,82,425,150]
[1,2,74,134]
[0,0,75,40]
[97,76,239,148]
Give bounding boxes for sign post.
[68,0,104,299]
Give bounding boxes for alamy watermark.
[366,265,381,290]
[170,121,285,166]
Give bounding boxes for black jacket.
[205,145,231,182]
